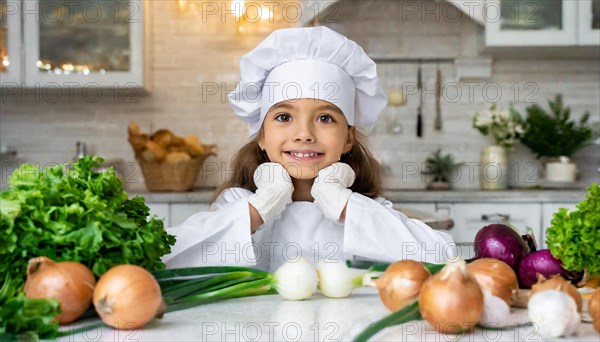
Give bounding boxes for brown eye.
[318,114,335,124]
[275,113,292,122]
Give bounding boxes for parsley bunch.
[0,156,175,337]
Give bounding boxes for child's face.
[258,98,354,180]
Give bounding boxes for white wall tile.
[1,0,598,191]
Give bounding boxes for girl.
[163,26,455,271]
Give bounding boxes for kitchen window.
[1,0,144,88]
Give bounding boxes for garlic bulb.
[527,290,580,338]
[531,275,582,312]
[316,260,359,298]
[273,257,318,301]
[479,289,511,328]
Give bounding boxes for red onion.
[517,249,568,288]
[474,224,529,269]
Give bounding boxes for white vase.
[545,156,577,182]
[480,145,508,190]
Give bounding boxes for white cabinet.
[541,202,578,248]
[449,203,541,259]
[391,201,547,258]
[485,0,599,46]
[1,0,145,87]
[146,203,211,229]
[450,203,541,242]
[147,203,170,228]
[1,0,21,83]
[578,0,600,45]
[171,203,211,227]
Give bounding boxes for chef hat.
[228,26,388,138]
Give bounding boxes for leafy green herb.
[0,296,60,338]
[520,94,593,158]
[0,156,176,337]
[546,183,600,273]
[421,149,464,183]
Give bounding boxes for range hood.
[301,0,485,26]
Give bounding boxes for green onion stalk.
[0,259,323,341]
[0,266,276,341]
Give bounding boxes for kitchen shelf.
[132,188,587,204]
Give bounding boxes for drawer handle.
[481,213,510,221]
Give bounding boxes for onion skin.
[374,260,431,312]
[24,256,95,325]
[93,264,165,330]
[474,224,529,269]
[419,260,484,334]
[530,275,582,312]
[590,289,600,332]
[517,249,569,288]
[467,258,518,306]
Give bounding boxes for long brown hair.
[213,130,383,201]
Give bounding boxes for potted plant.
[472,105,524,190]
[519,95,593,183]
[421,149,464,190]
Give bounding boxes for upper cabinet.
[485,0,600,46]
[579,0,600,45]
[1,0,21,84]
[1,0,144,88]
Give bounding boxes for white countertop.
[59,288,598,341]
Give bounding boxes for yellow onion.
[531,274,582,312]
[372,260,430,312]
[93,264,165,330]
[419,259,484,334]
[589,288,599,332]
[24,256,95,325]
[467,258,518,306]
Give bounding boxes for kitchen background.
[1,0,599,192]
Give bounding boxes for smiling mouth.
[285,151,323,158]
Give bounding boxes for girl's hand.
[310,162,355,223]
[248,162,294,228]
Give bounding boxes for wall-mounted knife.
[416,65,423,138]
[434,67,442,131]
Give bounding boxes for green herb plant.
[546,183,600,274]
[421,148,464,183]
[0,156,176,337]
[520,94,593,159]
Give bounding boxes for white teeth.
[290,152,318,158]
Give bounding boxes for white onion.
[273,257,318,301]
[316,260,357,298]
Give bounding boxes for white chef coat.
[163,188,456,272]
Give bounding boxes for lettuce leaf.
[546,183,600,274]
[0,156,175,310]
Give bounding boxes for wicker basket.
[139,157,207,192]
